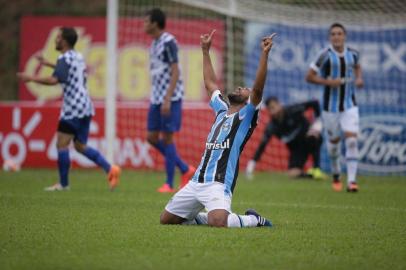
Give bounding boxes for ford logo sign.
[359,115,406,174]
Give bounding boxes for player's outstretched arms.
[36,54,56,69]
[305,69,342,88]
[17,72,58,85]
[250,33,276,107]
[201,29,219,97]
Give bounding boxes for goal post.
[105,0,118,163]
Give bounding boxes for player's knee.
[160,214,169,225]
[207,215,227,227]
[56,142,68,150]
[345,137,358,158]
[160,211,183,225]
[329,137,340,144]
[162,133,174,144]
[56,135,71,150]
[327,140,340,157]
[344,132,357,139]
[74,141,86,153]
[160,211,171,224]
[147,134,159,145]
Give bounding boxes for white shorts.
[322,106,359,139]
[165,181,232,220]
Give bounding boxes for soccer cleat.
[245,209,272,227]
[347,182,359,192]
[157,183,175,193]
[307,167,328,180]
[179,165,196,189]
[44,183,70,191]
[332,180,342,192]
[108,165,121,191]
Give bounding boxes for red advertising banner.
[19,16,225,102]
[0,102,296,172]
[13,16,310,173]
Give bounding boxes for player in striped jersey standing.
[159,30,275,228]
[144,8,195,193]
[17,27,120,191]
[306,23,364,192]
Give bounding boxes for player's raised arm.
[36,54,56,69]
[200,30,219,97]
[250,33,276,107]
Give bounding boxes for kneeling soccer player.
[160,30,275,228]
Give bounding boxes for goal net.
[111,0,406,175]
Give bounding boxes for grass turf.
[0,169,405,270]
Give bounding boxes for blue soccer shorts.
[57,116,91,144]
[147,100,182,132]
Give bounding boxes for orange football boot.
[332,180,342,192]
[347,182,359,192]
[108,165,121,191]
[157,183,175,193]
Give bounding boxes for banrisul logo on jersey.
[206,139,230,150]
[359,115,406,174]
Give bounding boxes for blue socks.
[57,149,70,187]
[154,140,189,173]
[82,147,111,173]
[151,140,189,188]
[57,146,111,187]
[165,143,176,187]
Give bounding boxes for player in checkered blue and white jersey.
[17,27,120,191]
[160,30,275,228]
[144,8,195,193]
[306,23,364,193]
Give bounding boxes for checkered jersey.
[53,50,94,120]
[149,32,183,104]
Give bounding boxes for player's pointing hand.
[200,29,216,51]
[261,33,276,53]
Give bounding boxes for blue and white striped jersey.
[53,50,94,120]
[149,32,183,105]
[310,45,360,112]
[191,90,260,195]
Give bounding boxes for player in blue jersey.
[306,23,364,192]
[159,30,275,228]
[144,8,195,193]
[17,27,121,191]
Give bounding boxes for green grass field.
[1,169,405,270]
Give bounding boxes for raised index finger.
[268,33,277,40]
[208,29,216,39]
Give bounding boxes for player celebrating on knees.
[160,30,275,228]
[306,23,364,192]
[144,8,195,193]
[17,27,120,191]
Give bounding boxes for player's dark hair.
[60,27,78,48]
[265,96,279,106]
[329,22,346,34]
[147,8,166,29]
